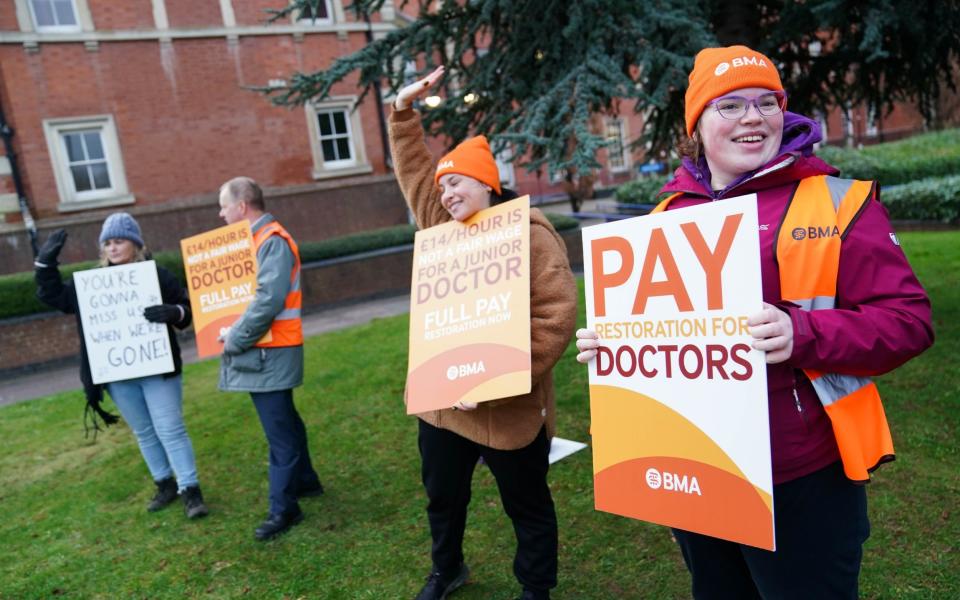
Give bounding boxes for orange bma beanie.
[684,45,784,136]
[434,135,502,195]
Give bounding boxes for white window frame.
[604,117,630,174]
[815,110,829,140]
[548,167,566,185]
[841,103,855,142]
[305,98,371,179]
[43,115,133,212]
[26,0,81,32]
[294,0,335,25]
[494,147,516,190]
[15,0,94,33]
[865,106,879,138]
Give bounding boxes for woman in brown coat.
[390,66,577,600]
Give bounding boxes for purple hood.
[669,111,831,199]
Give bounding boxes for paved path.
[0,295,411,408]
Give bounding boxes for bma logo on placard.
[645,467,702,496]
[446,361,486,381]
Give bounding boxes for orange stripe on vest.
[253,221,304,348]
[778,175,891,483]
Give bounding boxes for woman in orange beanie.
[576,45,932,598]
[389,66,577,600]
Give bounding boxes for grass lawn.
[1,230,957,599]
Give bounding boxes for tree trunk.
[711,0,762,47]
[563,170,595,214]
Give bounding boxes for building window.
[548,167,567,185]
[305,99,371,179]
[29,0,79,32]
[495,148,516,189]
[814,110,828,140]
[865,106,879,138]
[43,115,132,211]
[317,109,355,168]
[63,130,112,193]
[841,104,855,144]
[605,118,629,173]
[297,0,334,25]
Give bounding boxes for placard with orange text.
[181,221,266,358]
[582,194,773,550]
[407,196,531,414]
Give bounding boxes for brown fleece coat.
[389,107,578,450]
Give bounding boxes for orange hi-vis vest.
[252,220,304,348]
[653,175,893,483]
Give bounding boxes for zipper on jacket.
[792,386,809,430]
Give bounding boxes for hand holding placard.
[73,261,174,384]
[144,304,182,324]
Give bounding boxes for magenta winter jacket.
[659,119,933,484]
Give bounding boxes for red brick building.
[0,1,419,271]
[0,1,938,274]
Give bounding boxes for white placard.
[582,194,775,550]
[549,437,588,464]
[74,260,175,384]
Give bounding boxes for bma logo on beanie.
[684,45,783,136]
[433,135,502,195]
[714,55,769,77]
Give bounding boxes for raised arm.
[387,66,450,229]
[34,229,78,314]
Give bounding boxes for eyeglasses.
[708,91,787,120]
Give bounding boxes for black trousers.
[672,461,869,600]
[250,389,321,516]
[418,420,558,592]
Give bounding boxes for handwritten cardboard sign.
[406,197,532,413]
[583,195,774,550]
[181,221,266,358]
[74,260,174,384]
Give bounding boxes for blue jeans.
[107,374,199,491]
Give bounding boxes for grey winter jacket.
[218,214,304,392]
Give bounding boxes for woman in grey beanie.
[34,212,209,520]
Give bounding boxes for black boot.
[147,477,178,512]
[181,485,209,519]
[254,506,304,541]
[414,563,469,600]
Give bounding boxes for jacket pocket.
[230,347,265,373]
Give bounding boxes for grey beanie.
[99,212,144,248]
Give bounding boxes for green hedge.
[0,251,186,322]
[818,129,960,185]
[544,212,579,232]
[299,224,417,263]
[614,176,670,205]
[881,174,960,224]
[0,216,579,321]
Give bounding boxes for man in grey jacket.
[217,176,323,541]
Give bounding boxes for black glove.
[144,304,182,324]
[37,229,68,266]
